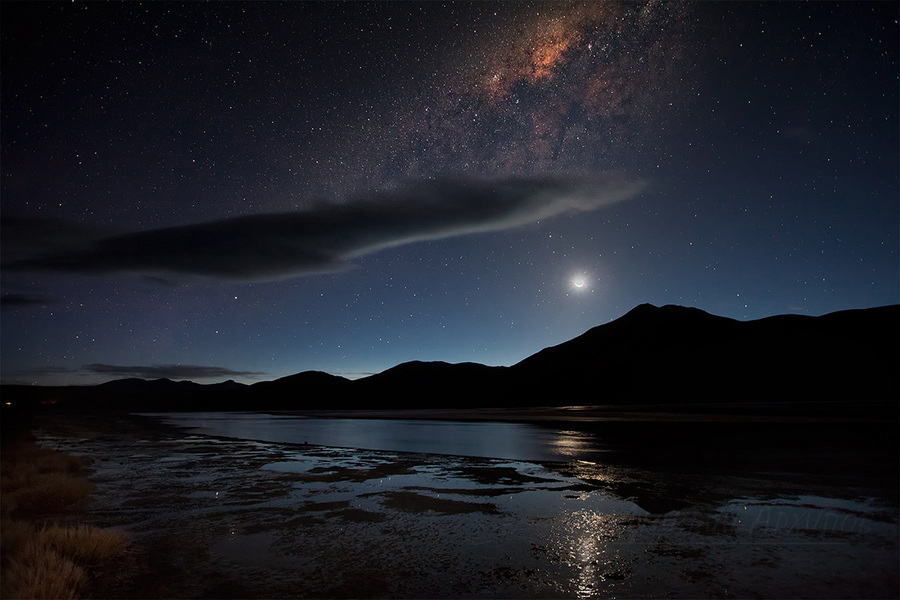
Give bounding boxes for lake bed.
[35,411,899,598]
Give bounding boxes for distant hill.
[3,304,897,416]
[352,361,507,408]
[509,303,899,405]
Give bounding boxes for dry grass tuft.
[1,520,128,599]
[4,473,96,515]
[1,540,88,600]
[1,438,90,478]
[34,523,127,565]
[1,438,94,517]
[1,433,127,599]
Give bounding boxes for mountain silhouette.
[352,361,507,408]
[3,303,897,416]
[508,303,898,406]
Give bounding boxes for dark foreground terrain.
[20,409,900,599]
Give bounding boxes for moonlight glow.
[571,275,589,290]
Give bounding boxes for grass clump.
[0,520,125,600]
[1,526,89,600]
[4,473,96,515]
[1,436,94,517]
[31,523,127,565]
[1,432,127,599]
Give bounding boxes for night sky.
[2,1,897,386]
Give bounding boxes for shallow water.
[142,411,606,462]
[35,412,899,598]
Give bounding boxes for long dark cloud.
[3,173,645,282]
[84,363,264,380]
[2,363,263,384]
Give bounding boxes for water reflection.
[551,430,600,461]
[565,513,632,598]
[146,412,597,462]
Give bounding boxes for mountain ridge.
[3,303,897,416]
[508,303,898,406]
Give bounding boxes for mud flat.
[31,411,900,599]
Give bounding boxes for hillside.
[508,303,899,405]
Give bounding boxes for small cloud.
[84,363,266,381]
[0,293,51,309]
[3,173,645,283]
[0,365,79,385]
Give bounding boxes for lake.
[142,411,608,462]
[35,411,899,598]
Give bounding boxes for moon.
[571,274,589,290]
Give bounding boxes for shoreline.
[270,400,899,425]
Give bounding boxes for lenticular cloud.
[4,173,645,283]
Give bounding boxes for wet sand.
[32,411,900,599]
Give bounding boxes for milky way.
[345,1,698,186]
